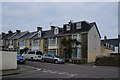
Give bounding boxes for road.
[2,60,119,79]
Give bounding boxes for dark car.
[42,54,65,64]
[17,53,26,64]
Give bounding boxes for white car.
[22,51,42,60]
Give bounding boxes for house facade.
[101,38,119,53]
[1,20,103,62]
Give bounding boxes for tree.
[72,39,81,58]
[61,37,81,58]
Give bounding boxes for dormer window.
[66,25,71,31]
[38,31,41,37]
[54,28,59,34]
[76,22,81,29]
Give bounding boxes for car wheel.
[30,57,33,61]
[54,60,58,64]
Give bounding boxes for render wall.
[0,51,17,70]
[88,25,101,62]
[100,45,113,55]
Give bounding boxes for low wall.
[0,51,17,70]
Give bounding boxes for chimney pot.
[37,27,42,31]
[16,30,21,34]
[2,32,5,35]
[8,30,13,34]
[51,26,56,30]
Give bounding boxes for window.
[54,28,59,34]
[66,25,71,31]
[38,31,41,37]
[73,35,77,40]
[49,38,56,45]
[20,40,25,46]
[33,40,39,46]
[48,49,57,55]
[72,34,81,41]
[72,48,81,58]
[76,22,81,29]
[9,40,13,46]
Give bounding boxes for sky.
[1,2,118,39]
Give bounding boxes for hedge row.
[95,56,120,67]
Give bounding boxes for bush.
[95,55,120,67]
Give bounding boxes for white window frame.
[54,28,59,34]
[76,22,81,29]
[38,31,41,37]
[20,40,25,46]
[49,38,56,45]
[66,25,71,31]
[72,34,81,41]
[32,40,39,47]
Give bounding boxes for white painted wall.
[114,47,118,53]
[0,51,17,70]
[88,25,101,62]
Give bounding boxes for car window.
[36,51,42,55]
[47,54,53,57]
[54,55,61,58]
[28,51,35,54]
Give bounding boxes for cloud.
[2,2,118,39]
[1,0,120,2]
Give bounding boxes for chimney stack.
[16,30,21,34]
[51,26,56,30]
[104,36,107,41]
[37,27,42,32]
[2,32,5,35]
[8,30,13,34]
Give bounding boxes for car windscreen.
[54,55,61,58]
[17,53,21,57]
[28,51,35,54]
[36,51,42,55]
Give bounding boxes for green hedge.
[95,56,120,67]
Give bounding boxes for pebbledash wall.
[87,25,101,62]
[0,51,17,70]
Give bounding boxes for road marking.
[41,69,78,78]
[23,65,42,71]
[93,66,97,67]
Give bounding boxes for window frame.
[66,25,71,31]
[76,22,81,29]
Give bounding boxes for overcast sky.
[2,2,118,39]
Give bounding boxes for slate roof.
[1,20,101,40]
[19,32,37,40]
[90,22,101,38]
[31,28,64,39]
[101,38,119,47]
[2,33,15,40]
[9,31,29,40]
[30,21,101,40]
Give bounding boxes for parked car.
[17,53,26,64]
[41,54,65,64]
[22,50,42,61]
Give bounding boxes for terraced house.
[1,20,104,62]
